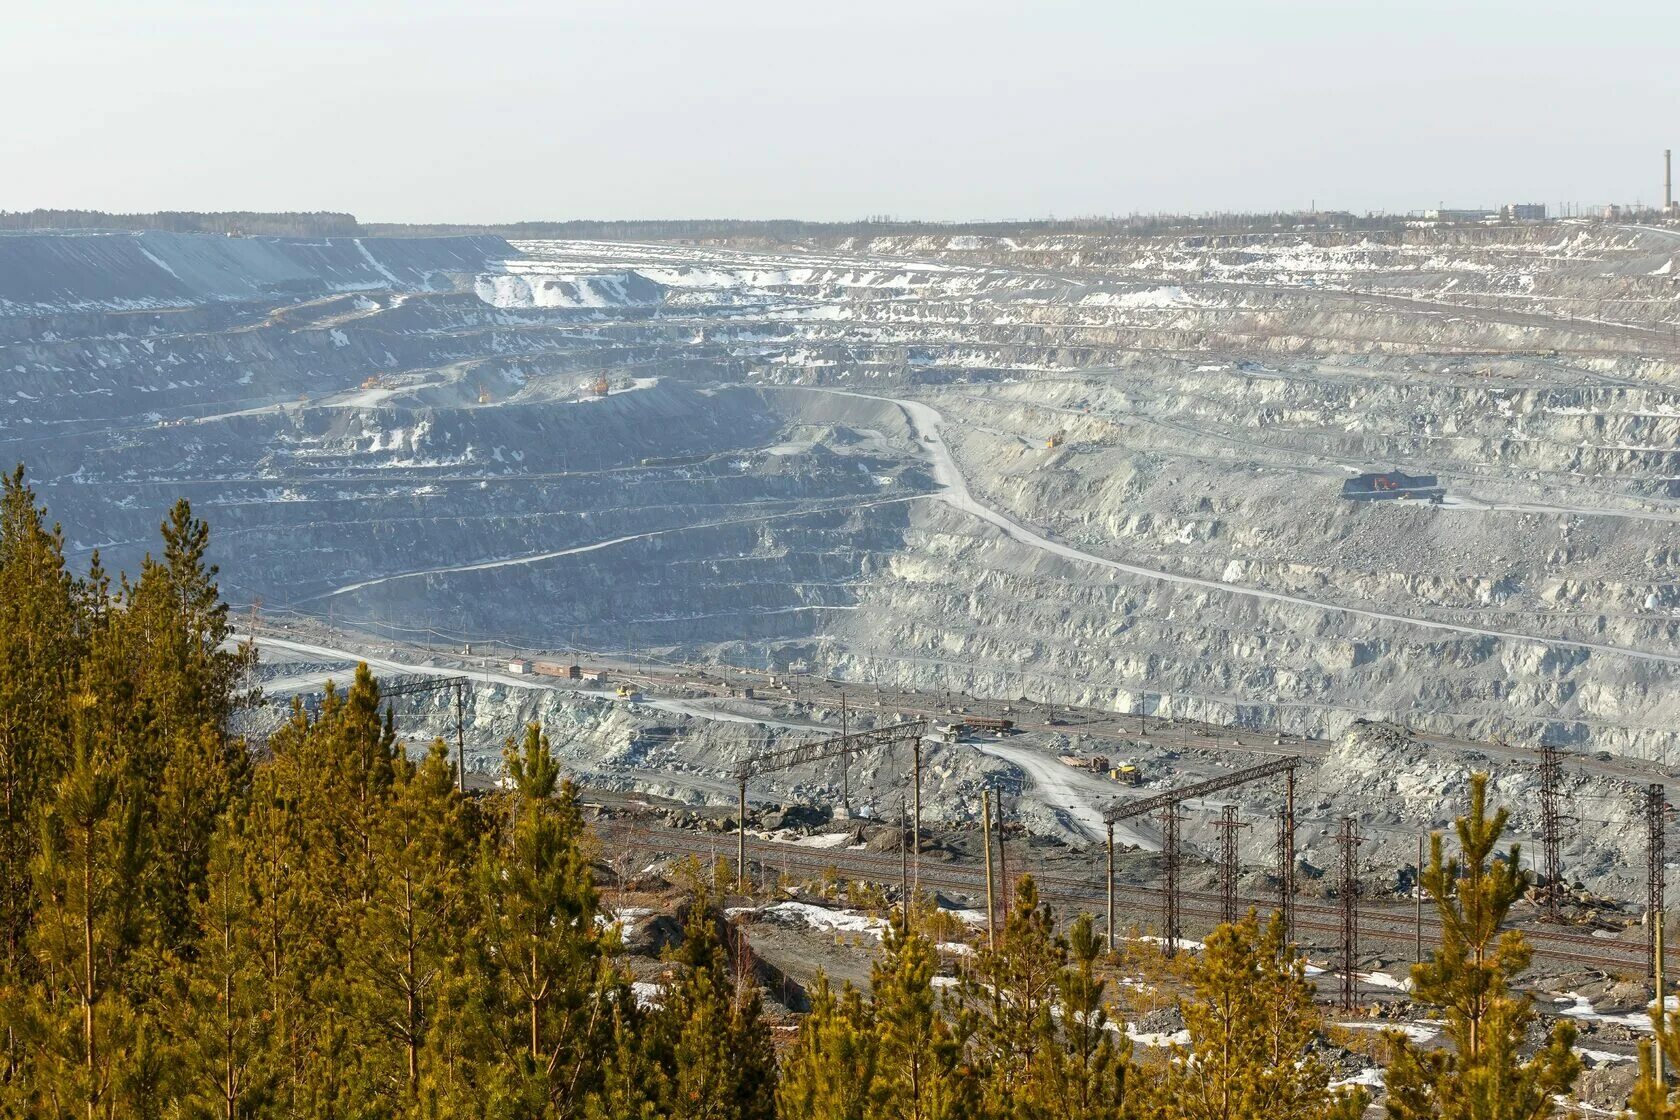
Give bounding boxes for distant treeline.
[362,211,1411,241]
[0,209,1432,242]
[0,209,361,236]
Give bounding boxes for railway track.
[593,819,1649,973]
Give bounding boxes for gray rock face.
[8,225,1680,851]
[0,230,508,314]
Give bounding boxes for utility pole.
[1160,803,1183,956]
[1216,806,1247,925]
[995,793,1009,918]
[840,691,849,817]
[1106,820,1116,954]
[1415,833,1425,966]
[912,737,923,904]
[899,796,909,906]
[1538,743,1565,921]
[1658,910,1668,1085]
[1277,768,1296,944]
[982,790,997,951]
[1338,815,1362,1011]
[454,680,467,795]
[1649,783,1668,977]
[737,776,748,894]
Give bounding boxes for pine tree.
[239,671,399,1117]
[1,493,256,982]
[101,498,251,951]
[1384,773,1579,1120]
[0,466,83,984]
[348,740,466,1106]
[1045,914,1133,1119]
[867,914,976,1120]
[1148,910,1362,1120]
[134,499,247,738]
[172,826,273,1120]
[236,726,312,1118]
[581,1004,665,1120]
[647,895,777,1120]
[970,875,1067,1117]
[16,717,148,1120]
[473,724,615,1118]
[777,975,878,1120]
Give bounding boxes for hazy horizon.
[10,0,1680,224]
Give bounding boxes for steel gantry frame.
[379,675,470,794]
[1649,783,1668,973]
[1102,756,1299,955]
[1278,767,1297,943]
[1215,806,1248,925]
[733,719,929,895]
[1159,804,1184,953]
[1337,815,1363,1010]
[1538,743,1570,922]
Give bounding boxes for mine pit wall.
[13,227,1680,770]
[731,391,1680,763]
[0,230,511,316]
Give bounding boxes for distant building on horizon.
[1423,207,1496,222]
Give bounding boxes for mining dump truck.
[1341,470,1445,504]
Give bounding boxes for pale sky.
[6,0,1678,223]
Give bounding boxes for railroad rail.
[591,818,1648,973]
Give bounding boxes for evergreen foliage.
[1147,910,1363,1120]
[867,914,975,1120]
[777,976,876,1120]
[1384,774,1580,1120]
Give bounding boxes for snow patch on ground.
[729,901,890,939]
[1555,992,1675,1032]
[1332,1068,1385,1089]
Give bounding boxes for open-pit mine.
[7,219,1680,917]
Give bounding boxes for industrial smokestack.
[1668,149,1673,212]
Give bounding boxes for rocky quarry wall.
[8,225,1680,876]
